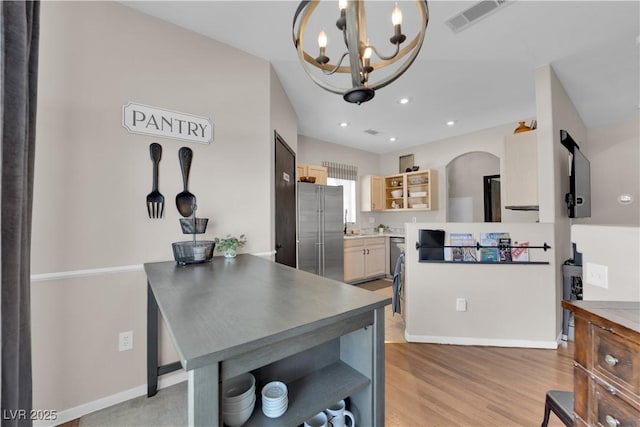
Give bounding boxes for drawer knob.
[605,354,619,367]
[605,415,620,427]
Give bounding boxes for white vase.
[223,247,236,258]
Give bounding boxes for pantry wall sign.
[122,102,213,144]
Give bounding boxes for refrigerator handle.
[317,186,323,276]
[321,187,326,276]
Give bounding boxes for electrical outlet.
[586,263,608,288]
[368,217,375,224]
[119,331,133,352]
[456,298,467,312]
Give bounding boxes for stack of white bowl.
[261,381,288,418]
[222,373,256,427]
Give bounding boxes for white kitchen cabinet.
[504,130,538,208]
[344,240,366,283]
[364,239,387,278]
[360,175,384,212]
[343,237,387,283]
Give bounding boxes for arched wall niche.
[446,151,500,222]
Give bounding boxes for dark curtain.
[1,2,40,426]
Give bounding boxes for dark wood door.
[274,132,296,267]
[483,174,502,222]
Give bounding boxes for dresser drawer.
[592,381,640,427]
[593,325,640,396]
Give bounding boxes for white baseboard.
[404,332,559,349]
[34,371,187,427]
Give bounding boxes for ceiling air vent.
[364,129,380,135]
[446,0,513,33]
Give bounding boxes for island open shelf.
[245,360,370,427]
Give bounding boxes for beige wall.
[31,1,296,419]
[580,117,639,226]
[297,134,379,175]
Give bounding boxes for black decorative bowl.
[172,241,215,265]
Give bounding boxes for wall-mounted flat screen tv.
[560,130,591,218]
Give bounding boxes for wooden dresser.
[562,300,640,426]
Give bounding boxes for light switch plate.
[586,262,608,288]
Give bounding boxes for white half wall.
[404,222,558,348]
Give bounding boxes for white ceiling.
[122,0,640,154]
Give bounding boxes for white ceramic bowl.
[223,397,255,427]
[390,189,403,198]
[223,392,256,413]
[223,373,256,403]
[261,381,288,402]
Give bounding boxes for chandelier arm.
[369,32,420,70]
[321,52,351,75]
[369,43,401,62]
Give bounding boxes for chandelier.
[293,0,429,104]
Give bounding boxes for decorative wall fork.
[146,143,164,218]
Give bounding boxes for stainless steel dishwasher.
[389,236,405,276]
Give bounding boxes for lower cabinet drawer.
[592,381,640,427]
[593,325,640,396]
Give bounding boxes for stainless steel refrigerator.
[297,182,344,281]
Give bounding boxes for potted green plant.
[214,234,247,258]
[377,224,389,234]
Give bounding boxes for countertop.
[562,300,640,335]
[144,255,390,370]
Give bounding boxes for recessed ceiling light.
[398,98,410,105]
[446,120,456,126]
[389,137,398,142]
[339,122,349,127]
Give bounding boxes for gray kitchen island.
[145,254,390,427]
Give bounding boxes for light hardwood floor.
[59,278,573,427]
[60,342,573,427]
[385,341,574,427]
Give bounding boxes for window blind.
[322,161,358,181]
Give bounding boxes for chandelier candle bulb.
[392,3,402,26]
[390,3,406,44]
[316,30,329,64]
[318,30,327,48]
